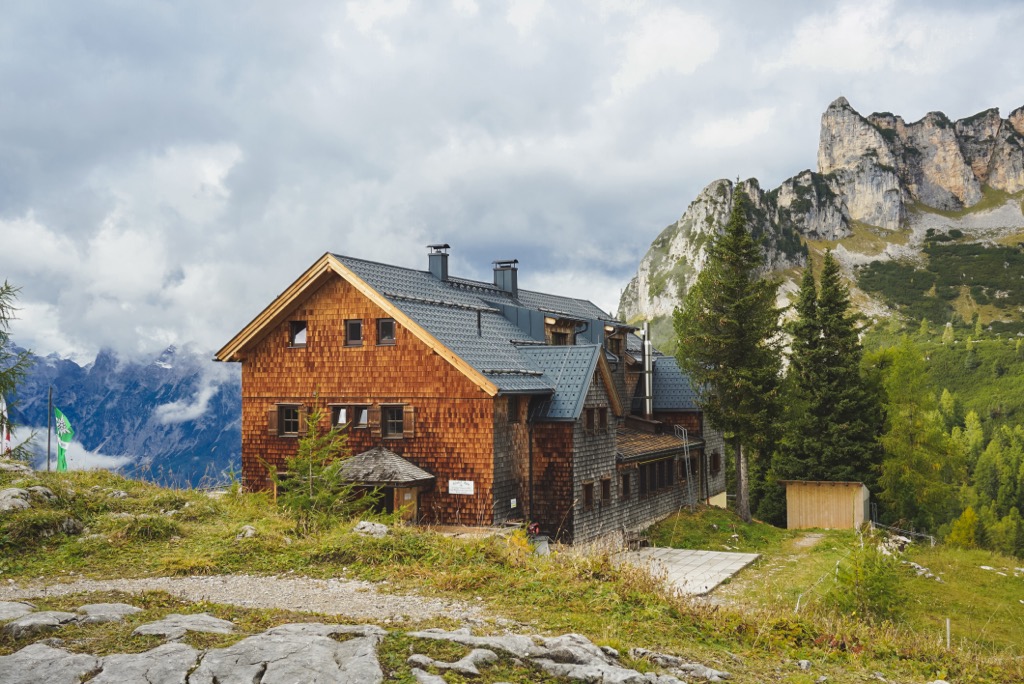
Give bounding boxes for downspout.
[572,321,589,345]
[643,321,654,420]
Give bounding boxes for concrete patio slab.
[619,548,759,596]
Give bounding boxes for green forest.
[856,323,1024,555]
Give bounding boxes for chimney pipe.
[427,244,450,281]
[492,259,518,297]
[643,321,654,420]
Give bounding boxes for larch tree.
[673,188,783,522]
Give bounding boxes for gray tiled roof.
[339,446,435,486]
[335,254,614,395]
[519,346,602,421]
[652,357,699,410]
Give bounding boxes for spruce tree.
[762,252,883,524]
[674,188,783,522]
[814,251,883,484]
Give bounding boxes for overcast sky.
[3,0,1023,362]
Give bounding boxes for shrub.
[270,409,377,536]
[826,534,906,623]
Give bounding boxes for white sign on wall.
[448,480,475,495]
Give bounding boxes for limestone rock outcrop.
[618,97,1024,326]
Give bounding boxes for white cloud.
[33,440,133,472]
[90,143,243,226]
[451,0,478,17]
[691,107,776,149]
[506,0,545,34]
[0,213,80,278]
[762,0,1006,76]
[610,9,719,94]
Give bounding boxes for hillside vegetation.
[2,468,1022,682]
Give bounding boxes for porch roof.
[339,446,436,487]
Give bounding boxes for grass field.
[2,468,1022,682]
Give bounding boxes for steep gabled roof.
[216,252,629,400]
[519,346,601,421]
[652,357,699,411]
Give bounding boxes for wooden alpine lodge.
[216,245,725,544]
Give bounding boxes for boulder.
[353,520,388,538]
[1,610,79,639]
[0,488,30,513]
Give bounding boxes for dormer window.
[289,321,307,347]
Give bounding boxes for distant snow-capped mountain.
[8,344,240,486]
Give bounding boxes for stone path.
[0,600,733,683]
[621,548,760,596]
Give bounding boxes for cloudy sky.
[4,0,1023,362]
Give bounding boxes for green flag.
[54,407,74,472]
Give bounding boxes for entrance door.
[394,487,418,521]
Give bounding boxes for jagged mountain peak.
[619,98,1024,348]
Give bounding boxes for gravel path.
[0,574,486,623]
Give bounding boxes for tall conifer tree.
[760,252,883,525]
[781,252,881,483]
[674,188,783,522]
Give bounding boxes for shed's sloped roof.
[339,446,435,486]
[519,345,602,421]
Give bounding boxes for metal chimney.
[427,244,450,281]
[643,321,654,419]
[492,259,518,297]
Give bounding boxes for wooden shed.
[779,480,870,530]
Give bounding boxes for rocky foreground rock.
[0,599,733,684]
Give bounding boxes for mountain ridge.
[618,98,1024,346]
[8,344,240,485]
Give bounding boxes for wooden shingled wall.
[239,275,497,525]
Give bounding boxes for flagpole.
[47,386,52,472]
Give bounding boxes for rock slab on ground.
[132,612,236,639]
[76,602,143,624]
[189,623,386,684]
[0,601,34,622]
[0,643,99,684]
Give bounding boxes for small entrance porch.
[339,446,435,522]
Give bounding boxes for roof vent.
[427,244,450,281]
[493,259,518,297]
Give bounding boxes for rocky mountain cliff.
[619,98,1024,328]
[8,345,240,485]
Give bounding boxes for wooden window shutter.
[267,406,278,435]
[298,406,308,434]
[368,405,381,438]
[403,405,416,438]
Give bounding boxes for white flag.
[0,396,11,456]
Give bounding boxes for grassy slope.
[2,469,1022,682]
